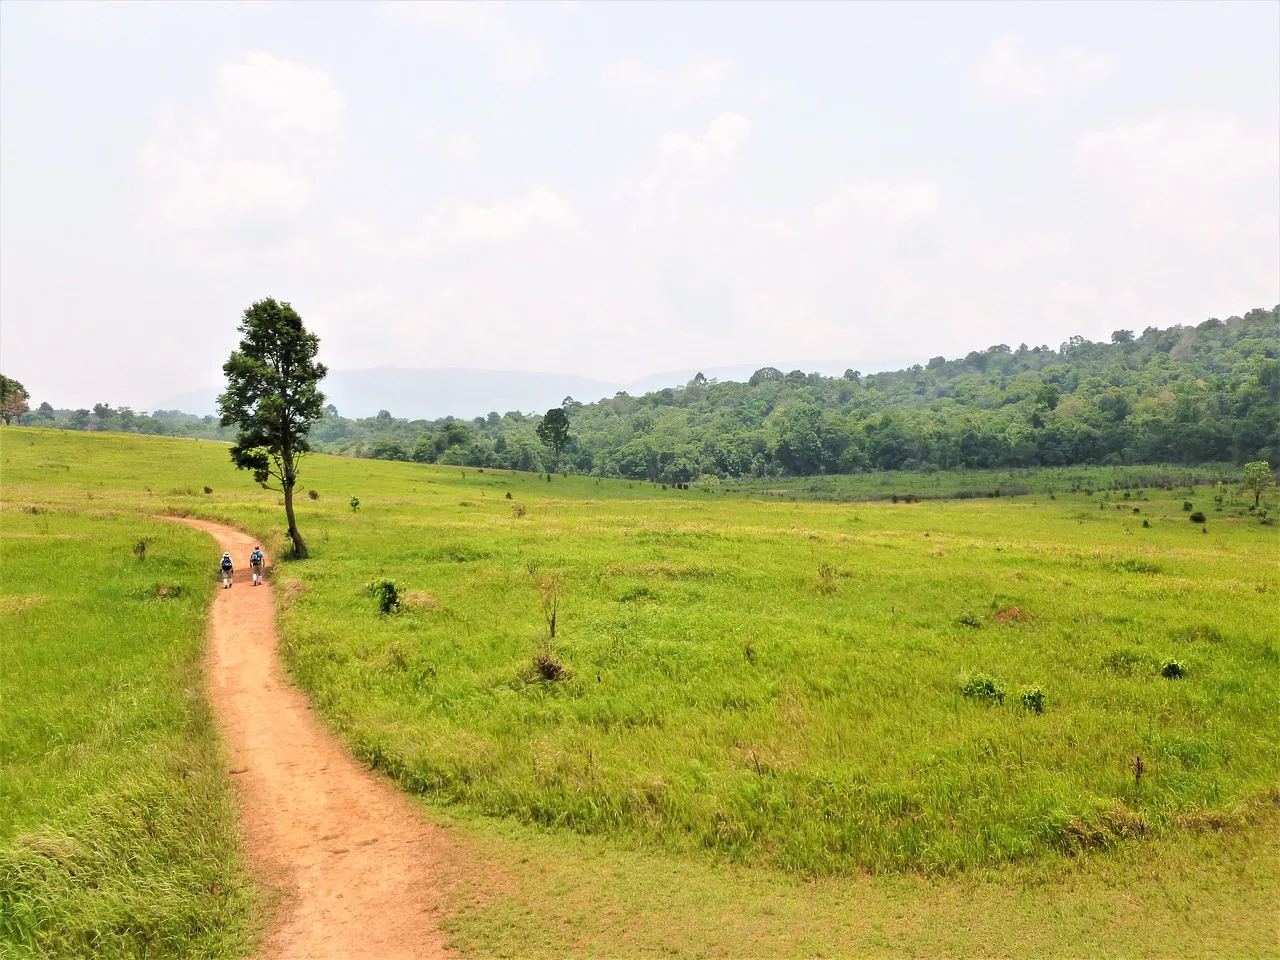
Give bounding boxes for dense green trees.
[16,306,1278,483]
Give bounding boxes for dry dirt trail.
[172,518,451,960]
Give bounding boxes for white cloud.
[814,181,941,230]
[216,51,346,135]
[973,33,1112,97]
[1075,112,1279,243]
[378,1,545,84]
[601,57,736,101]
[326,188,577,262]
[137,53,343,244]
[660,112,751,166]
[137,146,311,234]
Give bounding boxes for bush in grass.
[365,577,400,614]
[534,650,566,681]
[203,485,213,494]
[350,495,361,512]
[1183,501,1193,511]
[1161,658,1186,679]
[956,612,983,628]
[961,672,1005,704]
[308,489,319,500]
[1189,511,1206,523]
[1018,686,1047,713]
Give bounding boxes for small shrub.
[308,489,319,500]
[817,563,837,593]
[961,672,1005,704]
[956,612,983,628]
[365,577,400,614]
[152,584,182,599]
[1018,686,1047,713]
[1161,658,1186,679]
[1183,501,1193,511]
[512,503,526,518]
[1189,511,1206,523]
[1132,507,1140,514]
[539,574,560,639]
[1142,518,1150,528]
[132,539,148,560]
[203,485,213,494]
[534,651,565,681]
[505,491,513,499]
[350,495,361,512]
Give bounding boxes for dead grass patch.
[0,594,46,615]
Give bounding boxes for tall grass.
[0,504,254,958]
[5,428,1273,878]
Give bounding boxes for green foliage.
[6,429,1279,880]
[23,307,1280,483]
[0,374,30,425]
[365,577,400,614]
[349,495,360,512]
[1190,511,1207,523]
[1243,460,1273,507]
[218,297,327,558]
[1161,659,1186,679]
[535,408,572,469]
[960,672,1006,704]
[0,508,253,957]
[1018,686,1047,713]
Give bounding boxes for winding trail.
[173,518,450,960]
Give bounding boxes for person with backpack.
[249,546,265,586]
[220,551,234,589]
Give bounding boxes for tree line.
[6,306,1276,486]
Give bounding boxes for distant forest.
[15,306,1278,484]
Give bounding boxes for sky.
[1,1,1277,411]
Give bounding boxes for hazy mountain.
[151,359,921,421]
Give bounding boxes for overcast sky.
[2,1,1277,410]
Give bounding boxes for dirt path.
[172,518,450,960]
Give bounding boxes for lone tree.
[536,407,571,470]
[218,298,327,558]
[1243,460,1273,507]
[0,375,30,425]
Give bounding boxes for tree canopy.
[536,407,572,469]
[0,375,29,426]
[218,298,327,558]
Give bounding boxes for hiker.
[250,545,265,586]
[220,551,234,589]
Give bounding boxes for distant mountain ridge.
[152,359,920,421]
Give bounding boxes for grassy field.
[3,427,1278,956]
[717,463,1244,502]
[0,499,256,957]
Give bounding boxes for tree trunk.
[282,456,308,559]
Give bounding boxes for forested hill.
[17,307,1279,483]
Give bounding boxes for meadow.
[0,499,256,957]
[2,426,1277,957]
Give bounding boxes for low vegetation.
[0,504,255,958]
[3,427,1276,956]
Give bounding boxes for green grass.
[3,427,1278,957]
[0,500,256,958]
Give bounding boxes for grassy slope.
[0,498,256,958]
[3,428,1278,957]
